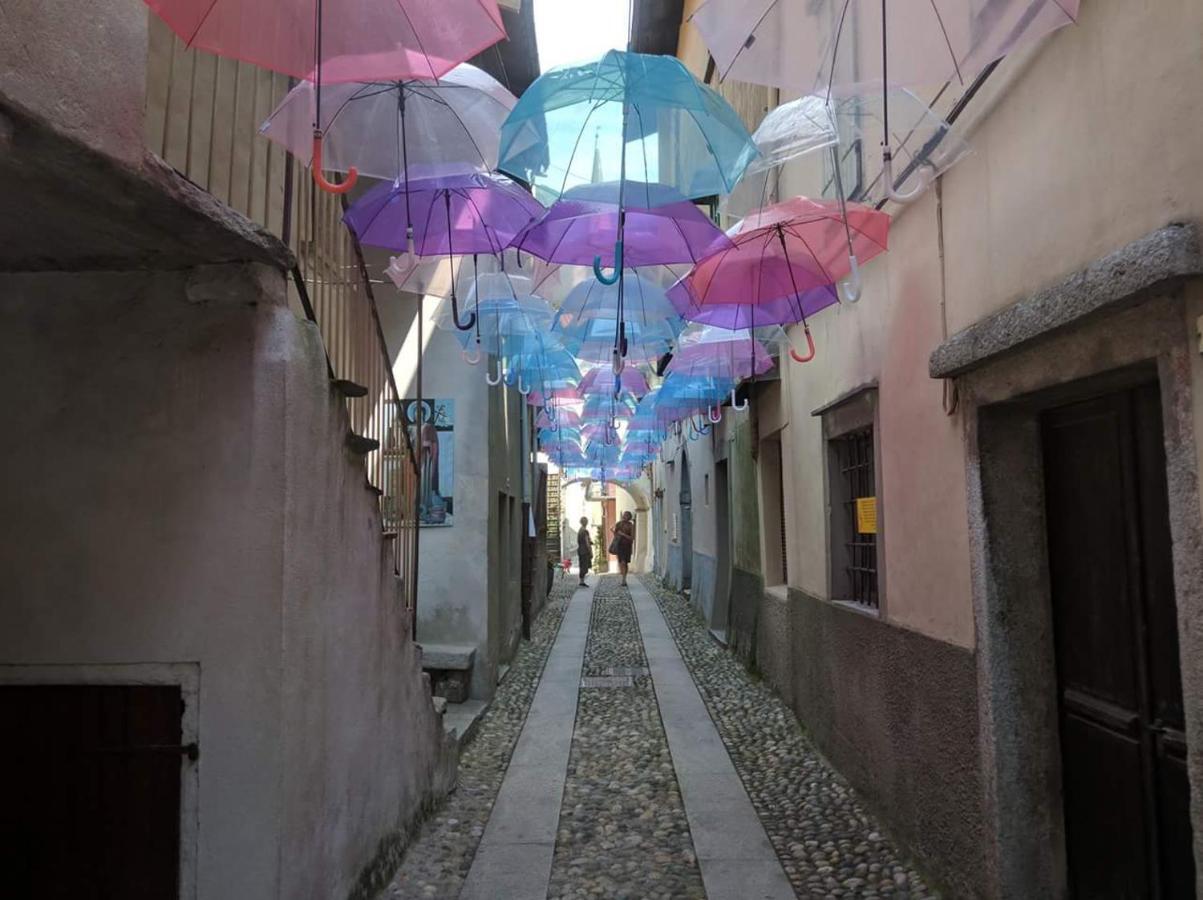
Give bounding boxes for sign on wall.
[856,496,878,535]
[404,398,454,527]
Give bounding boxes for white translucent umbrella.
[691,0,1077,201]
[259,63,517,181]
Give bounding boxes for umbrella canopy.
[666,326,775,381]
[345,168,542,256]
[497,50,758,205]
[673,197,889,344]
[513,182,731,269]
[578,367,651,398]
[259,65,517,179]
[144,0,507,83]
[690,0,1079,95]
[554,273,685,344]
[557,317,676,367]
[723,90,972,216]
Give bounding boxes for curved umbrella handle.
[449,291,476,332]
[838,254,862,304]
[462,342,482,365]
[789,325,817,363]
[518,375,531,396]
[485,358,504,386]
[708,405,723,424]
[730,388,748,411]
[312,134,358,194]
[883,147,929,205]
[592,240,624,285]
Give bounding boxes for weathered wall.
[0,264,452,899]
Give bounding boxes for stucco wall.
[0,264,452,899]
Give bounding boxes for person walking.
[610,511,635,587]
[576,516,593,588]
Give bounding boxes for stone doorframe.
[931,224,1203,898]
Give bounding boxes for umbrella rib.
[925,0,965,86]
[824,0,854,101]
[185,0,224,47]
[717,0,780,82]
[391,0,438,79]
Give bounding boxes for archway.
[559,474,653,574]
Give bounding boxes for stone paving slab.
[459,584,594,900]
[629,579,796,900]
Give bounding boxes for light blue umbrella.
[497,49,757,287]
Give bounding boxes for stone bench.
[419,643,476,703]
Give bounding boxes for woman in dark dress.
[611,511,635,587]
[576,516,593,588]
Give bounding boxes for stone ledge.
[420,643,477,671]
[929,223,1203,378]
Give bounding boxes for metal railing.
[144,16,420,612]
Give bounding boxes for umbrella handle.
[730,388,748,411]
[611,347,625,376]
[486,358,504,386]
[312,134,358,194]
[592,240,624,285]
[789,325,817,363]
[838,254,862,304]
[708,405,723,424]
[518,375,531,396]
[462,342,482,365]
[883,147,928,205]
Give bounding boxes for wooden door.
[1,684,187,899]
[1042,382,1194,898]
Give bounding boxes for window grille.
[834,428,878,607]
[778,458,789,584]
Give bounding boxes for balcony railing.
[144,17,420,613]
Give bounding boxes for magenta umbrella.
[344,166,544,330]
[144,0,506,193]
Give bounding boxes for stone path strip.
[459,583,594,900]
[643,576,936,900]
[384,579,576,899]
[629,579,796,900]
[547,577,705,900]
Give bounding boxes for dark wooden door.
[1042,382,1194,898]
[0,684,186,899]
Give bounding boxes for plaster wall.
[0,0,148,163]
[0,265,452,899]
[388,292,494,699]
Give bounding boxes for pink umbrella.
[678,197,889,362]
[144,0,506,192]
[579,367,651,398]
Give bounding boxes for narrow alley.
[389,575,931,900]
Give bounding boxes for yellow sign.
[856,497,878,535]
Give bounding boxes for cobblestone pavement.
[547,577,705,900]
[385,578,575,900]
[643,575,936,900]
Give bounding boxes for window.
[831,428,878,608]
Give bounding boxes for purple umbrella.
[579,366,650,398]
[344,166,544,329]
[513,181,730,269]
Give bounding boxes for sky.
[534,0,633,72]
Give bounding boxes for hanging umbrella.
[553,272,684,336]
[672,197,889,362]
[145,0,507,192]
[497,50,756,370]
[690,0,1077,203]
[558,317,676,368]
[513,182,732,270]
[344,167,543,331]
[578,367,651,399]
[259,64,516,183]
[666,325,775,408]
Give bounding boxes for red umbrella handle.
[312,134,358,194]
[789,325,816,363]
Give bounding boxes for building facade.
[652,0,1203,895]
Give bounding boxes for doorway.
[713,460,732,638]
[679,451,693,591]
[1,684,186,898]
[1042,382,1194,897]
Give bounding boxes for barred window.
[831,428,878,608]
